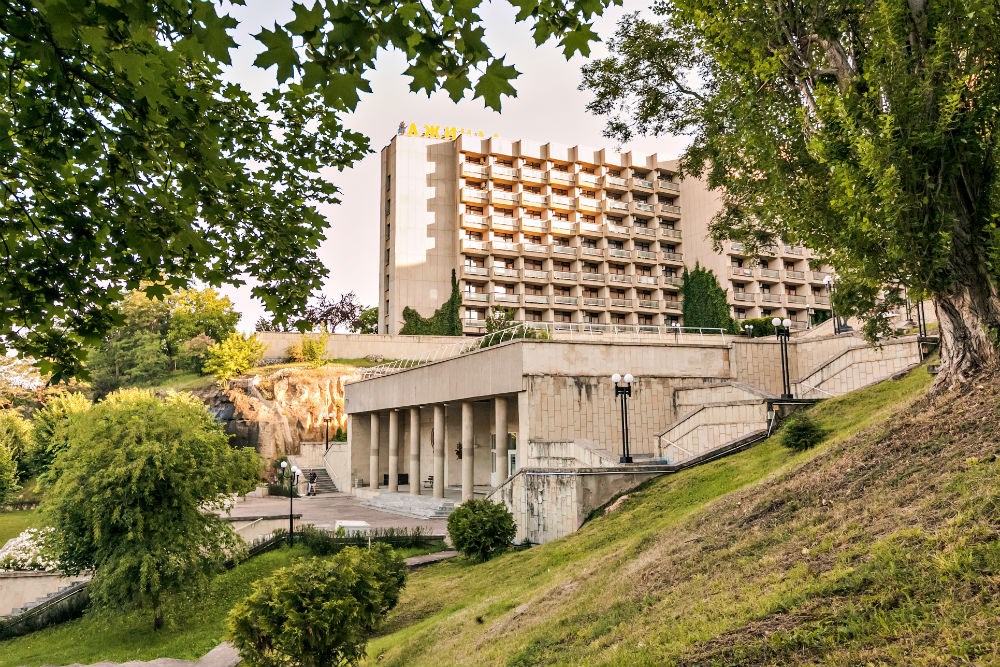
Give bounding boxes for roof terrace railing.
[357,323,729,380]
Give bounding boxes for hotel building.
[377,127,834,335]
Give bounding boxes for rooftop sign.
[399,121,499,140]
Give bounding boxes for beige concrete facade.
[378,131,836,336]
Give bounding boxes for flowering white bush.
[0,527,58,571]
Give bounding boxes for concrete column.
[409,407,420,496]
[461,401,474,502]
[433,405,445,499]
[387,410,399,492]
[369,412,380,489]
[495,396,509,483]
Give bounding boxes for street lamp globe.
[771,317,782,327]
[611,373,622,383]
[623,373,634,384]
[280,460,288,470]
[782,318,792,328]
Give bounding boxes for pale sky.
[222,0,687,330]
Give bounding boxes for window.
[639,315,654,325]
[524,160,542,169]
[554,287,572,297]
[635,242,649,251]
[494,182,513,192]
[526,311,543,322]
[581,165,596,174]
[582,214,596,223]
[525,235,542,244]
[609,240,625,250]
[583,288,599,299]
[465,230,483,240]
[465,155,486,165]
[612,290,626,299]
[584,312,600,324]
[493,284,510,295]
[555,262,572,272]
[784,262,796,271]
[638,291,652,300]
[493,258,514,269]
[524,209,542,219]
[524,185,541,194]
[735,308,747,319]
[465,205,483,215]
[732,258,744,268]
[464,257,484,268]
[496,158,513,167]
[466,308,484,320]
[525,285,544,296]
[553,212,569,221]
[664,244,677,253]
[583,262,600,273]
[762,309,772,317]
[761,285,771,294]
[525,260,544,271]
[496,233,515,242]
[734,285,745,293]
[608,169,622,177]
[582,238,598,248]
[385,174,391,191]
[581,190,597,198]
[552,236,570,247]
[464,283,480,293]
[612,314,626,325]
[609,216,624,224]
[637,266,653,277]
[555,311,573,323]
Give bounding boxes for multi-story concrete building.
[378,128,834,334]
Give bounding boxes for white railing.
[357,324,732,380]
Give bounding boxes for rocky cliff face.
[195,365,358,460]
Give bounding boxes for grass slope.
[367,364,1000,666]
[0,509,38,544]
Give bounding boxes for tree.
[227,544,406,667]
[1,1,615,381]
[304,292,364,333]
[203,333,267,383]
[43,389,260,630]
[353,307,380,335]
[447,499,517,561]
[0,411,31,477]
[681,265,736,333]
[0,442,19,505]
[26,391,91,478]
[581,0,1000,385]
[399,270,463,336]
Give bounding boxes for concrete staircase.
[359,492,456,519]
[300,467,337,494]
[5,578,89,617]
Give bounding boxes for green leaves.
[253,24,299,82]
[474,58,520,111]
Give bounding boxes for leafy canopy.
[43,388,260,630]
[582,0,1000,381]
[203,333,267,383]
[447,498,517,561]
[1,0,618,380]
[681,265,736,333]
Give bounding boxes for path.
[38,550,459,667]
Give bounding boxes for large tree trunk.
[934,262,1000,388]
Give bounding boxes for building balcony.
[524,294,550,305]
[609,248,631,259]
[580,221,603,235]
[634,227,656,238]
[638,299,659,310]
[604,199,630,213]
[582,297,606,307]
[784,269,806,281]
[733,292,757,303]
[577,196,600,211]
[602,175,628,190]
[552,245,578,257]
[493,293,521,305]
[606,223,629,237]
[522,243,550,256]
[490,216,517,232]
[757,267,780,281]
[761,293,782,303]
[662,252,684,263]
[461,239,488,253]
[630,177,654,191]
[660,227,682,240]
[521,218,547,234]
[490,267,521,279]
[521,192,547,208]
[549,170,575,185]
[663,299,683,311]
[728,241,745,254]
[812,271,831,283]
[760,245,779,256]
[490,190,519,206]
[460,265,489,280]
[550,194,575,211]
[581,246,604,258]
[490,241,521,255]
[608,274,633,285]
[636,275,658,286]
[635,250,658,261]
[461,187,488,204]
[814,295,830,305]
[550,221,577,235]
[786,294,807,304]
[463,292,489,303]
[577,172,599,187]
[460,213,487,230]
[553,295,579,305]
[463,319,487,331]
[552,271,578,283]
[610,298,633,309]
[461,163,487,178]
[631,201,656,216]
[489,165,518,181]
[662,275,683,288]
[582,272,606,283]
[523,269,549,281]
[521,168,547,184]
[783,245,805,256]
[657,180,681,193]
[656,203,682,218]
[731,266,755,280]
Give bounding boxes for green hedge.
[682,264,737,333]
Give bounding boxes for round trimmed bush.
[447,498,516,562]
[780,412,826,451]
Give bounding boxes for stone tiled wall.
[795,340,920,399]
[659,401,768,463]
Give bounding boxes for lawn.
[0,509,40,545]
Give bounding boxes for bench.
[422,475,434,489]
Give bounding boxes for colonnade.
[365,396,511,501]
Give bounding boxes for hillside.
[366,364,1000,665]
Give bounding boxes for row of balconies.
[460,163,682,193]
[727,241,812,259]
[730,292,830,306]
[462,291,682,311]
[459,213,683,239]
[730,266,830,284]
[461,265,685,286]
[461,239,683,263]
[461,188,681,217]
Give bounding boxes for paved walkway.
[41,550,459,667]
[227,491,448,534]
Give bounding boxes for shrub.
[0,411,31,477]
[682,264,737,333]
[780,412,826,451]
[0,441,19,506]
[289,333,327,362]
[738,316,777,337]
[203,333,266,383]
[26,392,91,478]
[228,544,406,667]
[0,527,57,571]
[447,498,516,562]
[296,525,432,556]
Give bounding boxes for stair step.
[301,467,338,494]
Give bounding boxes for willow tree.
[582,0,1000,385]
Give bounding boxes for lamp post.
[279,460,300,546]
[771,317,793,399]
[743,323,754,338]
[323,415,333,452]
[612,372,634,463]
[823,275,841,334]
